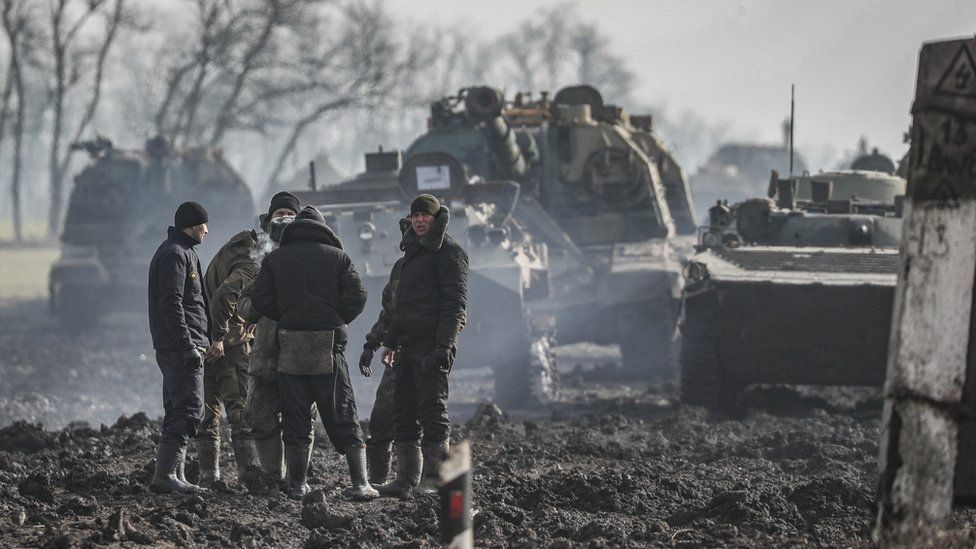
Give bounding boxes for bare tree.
[0,0,36,241]
[41,0,127,236]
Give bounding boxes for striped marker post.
[438,441,472,549]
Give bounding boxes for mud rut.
[2,299,976,547]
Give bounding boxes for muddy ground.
[2,298,976,547]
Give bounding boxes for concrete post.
[876,36,976,542]
[438,441,472,549]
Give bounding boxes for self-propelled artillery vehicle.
[680,167,906,412]
[402,85,697,376]
[50,137,254,327]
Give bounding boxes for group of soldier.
[146,191,469,501]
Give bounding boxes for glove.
[431,346,453,371]
[358,347,374,377]
[182,347,203,368]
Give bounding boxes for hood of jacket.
[224,229,258,256]
[279,217,343,249]
[400,205,450,252]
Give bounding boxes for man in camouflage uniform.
[197,229,261,487]
[240,192,316,482]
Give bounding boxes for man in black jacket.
[369,194,468,498]
[249,206,376,500]
[147,201,212,494]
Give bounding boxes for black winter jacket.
[148,227,211,352]
[248,218,367,338]
[384,206,468,349]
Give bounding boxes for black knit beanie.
[268,191,300,218]
[296,205,325,223]
[410,194,440,216]
[174,201,209,229]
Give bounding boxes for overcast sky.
[390,0,976,168]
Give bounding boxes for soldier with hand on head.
[147,201,211,494]
[249,205,377,500]
[362,194,469,498]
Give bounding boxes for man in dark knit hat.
[147,201,212,493]
[360,193,468,498]
[249,205,375,500]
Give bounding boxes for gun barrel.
[483,116,526,177]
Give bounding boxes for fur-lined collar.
[280,218,343,249]
[400,205,450,252]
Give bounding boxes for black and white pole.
[439,441,472,549]
[876,36,976,542]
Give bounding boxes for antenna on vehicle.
[789,84,795,178]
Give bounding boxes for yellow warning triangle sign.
[934,44,976,98]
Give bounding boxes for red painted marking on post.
[449,490,464,520]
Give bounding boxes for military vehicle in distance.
[50,137,254,327]
[400,85,697,376]
[293,149,556,406]
[680,165,906,412]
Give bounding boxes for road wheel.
[492,327,559,409]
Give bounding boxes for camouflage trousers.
[246,371,315,441]
[197,342,251,442]
[366,363,397,447]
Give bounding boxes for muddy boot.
[176,445,187,483]
[197,438,220,488]
[231,437,259,476]
[151,440,206,494]
[283,443,312,500]
[413,440,449,496]
[366,441,392,485]
[342,446,379,501]
[376,442,421,498]
[254,435,285,481]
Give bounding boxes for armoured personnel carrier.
[50,137,254,327]
[399,85,696,375]
[680,168,906,412]
[293,149,556,406]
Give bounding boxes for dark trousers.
[366,365,397,447]
[155,349,205,445]
[393,340,451,444]
[197,342,251,442]
[278,354,364,452]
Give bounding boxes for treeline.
[0,0,718,242]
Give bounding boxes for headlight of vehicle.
[683,261,709,282]
[358,222,376,241]
[701,230,722,248]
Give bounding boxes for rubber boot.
[231,436,259,475]
[284,443,312,500]
[376,442,421,498]
[254,435,285,481]
[197,438,220,488]
[366,441,392,485]
[176,445,187,483]
[151,440,206,494]
[342,446,379,501]
[413,440,449,496]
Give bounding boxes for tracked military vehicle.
[400,85,696,375]
[293,149,556,406]
[50,137,254,327]
[680,167,906,412]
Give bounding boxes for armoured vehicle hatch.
[50,137,254,328]
[293,149,557,407]
[680,168,906,412]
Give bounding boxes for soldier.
[241,192,306,481]
[366,194,469,498]
[249,205,376,500]
[147,201,211,494]
[196,227,260,487]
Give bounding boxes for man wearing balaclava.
[147,201,212,493]
[361,194,469,498]
[249,205,374,500]
[192,194,301,488]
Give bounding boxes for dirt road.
[1,298,975,547]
